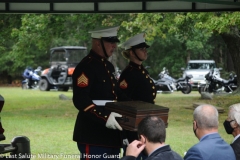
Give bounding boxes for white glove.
[123,138,129,146]
[106,112,122,131]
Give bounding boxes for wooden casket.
[105,101,169,131]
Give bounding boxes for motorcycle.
[156,67,193,94]
[145,66,174,93]
[22,66,42,89]
[198,68,238,94]
[153,78,175,93]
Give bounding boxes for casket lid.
[105,101,169,114]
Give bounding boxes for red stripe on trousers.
[86,144,89,160]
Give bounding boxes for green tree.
[121,13,214,77]
[143,35,186,79]
[185,12,240,93]
[7,14,129,75]
[2,12,239,93]
[0,14,22,75]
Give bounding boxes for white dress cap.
[89,26,120,39]
[121,33,149,50]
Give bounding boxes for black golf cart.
[39,46,87,91]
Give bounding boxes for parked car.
[181,60,217,88]
[39,46,87,91]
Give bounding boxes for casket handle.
[116,116,129,123]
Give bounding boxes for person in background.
[22,66,34,88]
[184,104,236,160]
[72,26,123,160]
[121,116,183,160]
[118,33,157,160]
[223,103,240,160]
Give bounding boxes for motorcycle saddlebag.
[105,101,169,131]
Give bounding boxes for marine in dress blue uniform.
[118,62,156,104]
[118,33,157,104]
[117,33,157,160]
[72,26,124,160]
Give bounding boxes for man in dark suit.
[121,116,183,160]
[184,104,236,160]
[223,103,240,160]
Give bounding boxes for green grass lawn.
[0,87,239,160]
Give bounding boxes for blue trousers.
[77,143,120,160]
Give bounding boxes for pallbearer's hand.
[106,112,122,131]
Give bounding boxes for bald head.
[193,104,219,130]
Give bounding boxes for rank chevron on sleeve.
[120,79,128,89]
[77,73,89,87]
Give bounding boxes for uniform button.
[150,80,152,83]
[101,59,104,61]
[152,86,155,89]
[111,77,113,79]
[108,70,110,73]
[139,66,141,69]
[105,64,107,66]
[142,71,145,74]
[94,109,96,112]
[146,76,148,78]
[99,112,101,115]
[105,116,107,118]
[103,80,105,82]
[153,93,155,96]
[113,91,115,93]
[113,84,115,86]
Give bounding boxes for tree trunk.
[226,49,235,72]
[219,46,223,64]
[221,32,240,94]
[212,45,222,66]
[186,50,191,63]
